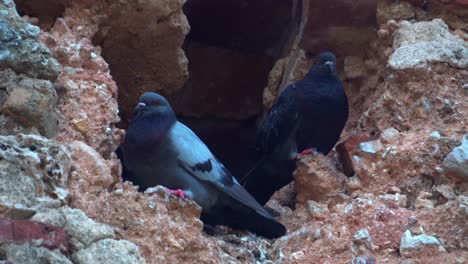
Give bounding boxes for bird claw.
[165,187,188,199]
[296,148,319,159]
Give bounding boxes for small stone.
[289,251,305,261]
[434,185,456,200]
[114,189,124,196]
[305,200,329,220]
[354,229,372,244]
[352,256,376,264]
[386,186,401,194]
[442,134,468,182]
[381,127,400,143]
[378,193,407,208]
[352,229,374,255]
[347,175,362,193]
[430,131,441,139]
[400,230,442,257]
[358,140,384,154]
[415,191,435,209]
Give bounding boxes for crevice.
[14,0,66,30]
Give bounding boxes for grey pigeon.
[117,92,286,238]
[242,51,349,205]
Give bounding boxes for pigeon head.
[312,51,337,75]
[133,92,173,119]
[125,92,176,149]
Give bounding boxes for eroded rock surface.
[0,134,70,214]
[0,0,466,263]
[0,1,61,80]
[389,19,467,69]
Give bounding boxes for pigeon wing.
[172,122,274,220]
[256,83,301,157]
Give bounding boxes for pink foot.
[165,187,188,199]
[296,148,319,159]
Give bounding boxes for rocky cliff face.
[0,0,467,263]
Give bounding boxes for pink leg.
[296,148,319,159]
[165,187,188,199]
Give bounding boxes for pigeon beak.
[134,102,146,113]
[325,61,335,72]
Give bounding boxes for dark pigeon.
[118,92,286,239]
[242,51,349,205]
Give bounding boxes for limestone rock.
[400,230,444,257]
[0,1,61,80]
[0,69,58,137]
[0,134,70,213]
[294,153,347,203]
[352,229,375,255]
[0,243,72,264]
[442,134,468,182]
[67,140,117,211]
[380,127,400,143]
[389,19,468,69]
[33,206,115,251]
[72,239,145,264]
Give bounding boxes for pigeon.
[117,92,286,238]
[242,51,349,205]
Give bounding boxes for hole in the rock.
[168,0,295,176]
[109,0,297,177]
[14,0,66,30]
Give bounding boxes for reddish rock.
[3,1,466,263]
[0,218,69,254]
[415,196,468,250]
[294,153,347,203]
[40,18,123,157]
[66,140,221,263]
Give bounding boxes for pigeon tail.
[202,206,286,239]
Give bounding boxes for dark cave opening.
[169,0,296,176]
[15,0,65,30]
